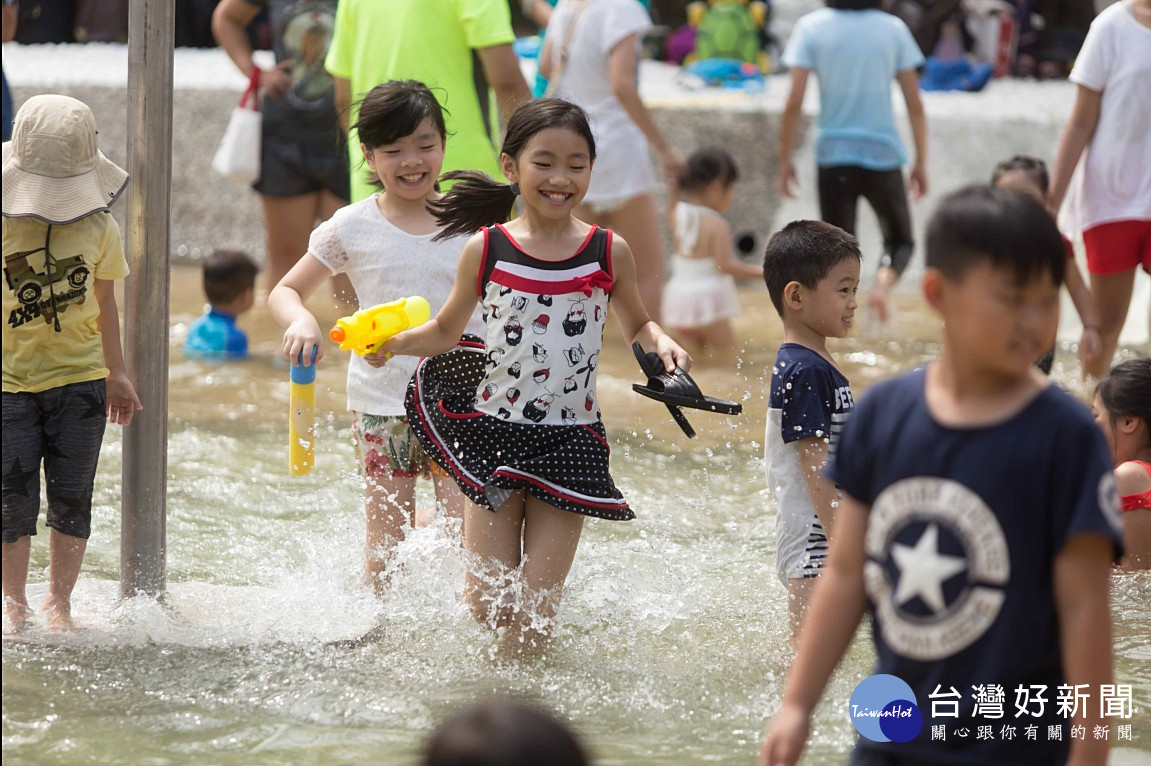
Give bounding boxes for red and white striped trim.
[489,259,607,295]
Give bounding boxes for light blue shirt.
[782,8,923,170]
[184,308,248,361]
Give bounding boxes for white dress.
[662,202,740,329]
[546,0,657,209]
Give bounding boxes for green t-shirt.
[325,0,515,202]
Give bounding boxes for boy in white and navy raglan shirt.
[762,220,861,640]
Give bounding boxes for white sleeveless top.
[474,224,614,426]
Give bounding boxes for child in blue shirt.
[777,0,928,326]
[761,186,1123,766]
[762,220,861,641]
[184,249,258,360]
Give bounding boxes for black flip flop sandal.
[631,343,743,438]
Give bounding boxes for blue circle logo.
[848,674,923,743]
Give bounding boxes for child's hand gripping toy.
[289,348,318,475]
[329,296,431,356]
[631,343,742,438]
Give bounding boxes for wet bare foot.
[3,598,32,635]
[41,596,77,632]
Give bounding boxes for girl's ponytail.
[429,170,518,242]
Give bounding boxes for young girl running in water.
[990,155,1101,376]
[378,98,690,646]
[663,147,763,364]
[1093,357,1151,571]
[269,81,482,590]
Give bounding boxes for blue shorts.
[2,380,108,542]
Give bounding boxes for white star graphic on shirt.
[890,523,967,615]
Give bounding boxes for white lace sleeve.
[307,217,348,274]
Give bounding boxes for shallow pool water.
[4,272,1150,765]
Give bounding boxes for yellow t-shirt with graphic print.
[2,213,130,394]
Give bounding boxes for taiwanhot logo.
[848,674,923,743]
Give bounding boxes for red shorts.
[1082,219,1151,275]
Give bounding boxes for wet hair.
[926,185,1065,286]
[352,80,449,191]
[429,99,596,241]
[762,220,862,316]
[1096,358,1151,434]
[990,154,1050,195]
[202,249,258,306]
[826,0,882,9]
[677,147,740,193]
[423,698,589,766]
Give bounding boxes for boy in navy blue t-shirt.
[762,220,861,640]
[761,187,1123,766]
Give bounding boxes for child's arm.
[375,235,484,363]
[1049,85,1102,214]
[777,67,808,198]
[1116,462,1151,571]
[760,494,870,766]
[796,437,838,538]
[708,216,763,280]
[94,279,143,426]
[896,68,928,199]
[1063,258,1102,376]
[268,254,334,365]
[1053,532,1114,766]
[608,235,692,373]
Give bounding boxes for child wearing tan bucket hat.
[2,94,141,635]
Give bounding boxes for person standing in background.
[778,0,928,327]
[1048,0,1151,379]
[324,0,530,205]
[212,0,353,303]
[540,0,681,323]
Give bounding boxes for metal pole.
[121,0,174,598]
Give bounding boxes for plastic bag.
[211,68,261,184]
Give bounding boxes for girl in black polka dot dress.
[375,99,690,644]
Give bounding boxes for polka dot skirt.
[404,337,633,521]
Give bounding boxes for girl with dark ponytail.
[382,97,691,649]
[1093,357,1151,571]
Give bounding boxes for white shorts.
[766,408,830,585]
[663,258,740,329]
[776,508,828,585]
[584,121,657,208]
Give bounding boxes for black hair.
[352,80,449,191]
[677,147,739,192]
[990,154,1050,195]
[926,185,1065,286]
[826,0,882,9]
[203,249,258,306]
[429,99,596,241]
[423,698,589,766]
[762,220,862,316]
[1096,357,1151,432]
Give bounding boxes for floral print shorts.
[350,412,442,479]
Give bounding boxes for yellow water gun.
[328,296,431,356]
